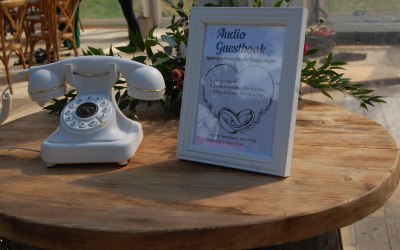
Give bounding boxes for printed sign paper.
[194,24,286,157]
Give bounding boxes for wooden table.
[0,100,399,250]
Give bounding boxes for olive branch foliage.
[44,0,385,119]
[301,51,385,109]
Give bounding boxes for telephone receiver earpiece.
[28,68,67,107]
[126,66,165,100]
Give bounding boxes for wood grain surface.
[0,99,398,250]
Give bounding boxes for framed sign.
[176,7,307,177]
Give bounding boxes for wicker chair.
[0,0,27,94]
[53,0,79,59]
[25,0,55,66]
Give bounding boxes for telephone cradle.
[27,56,165,167]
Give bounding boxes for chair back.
[0,0,27,94]
[53,0,79,57]
[0,0,27,52]
[25,0,57,65]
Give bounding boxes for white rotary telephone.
[25,56,165,167]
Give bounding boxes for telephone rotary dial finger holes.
[76,103,98,118]
[62,95,113,131]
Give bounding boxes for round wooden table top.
[0,100,399,250]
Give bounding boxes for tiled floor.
[1,27,400,249]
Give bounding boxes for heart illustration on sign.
[202,64,274,134]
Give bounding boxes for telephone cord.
[1,70,42,152]
[0,69,30,126]
[0,87,11,125]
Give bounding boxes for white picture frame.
[176,7,308,177]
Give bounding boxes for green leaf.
[363,100,374,106]
[302,61,316,71]
[169,15,176,26]
[113,85,126,91]
[253,0,263,7]
[319,54,333,71]
[164,46,173,56]
[130,32,145,50]
[176,10,188,19]
[115,45,137,54]
[330,61,347,66]
[368,96,386,103]
[161,34,177,47]
[115,91,121,102]
[330,73,344,83]
[305,48,319,55]
[87,46,105,55]
[133,55,147,64]
[177,0,184,9]
[148,26,157,39]
[321,90,333,99]
[203,3,220,6]
[145,39,158,47]
[118,98,131,111]
[354,89,374,95]
[129,99,140,111]
[360,103,368,109]
[273,0,283,7]
[108,45,114,56]
[153,56,171,66]
[145,45,154,58]
[329,66,346,70]
[150,51,167,63]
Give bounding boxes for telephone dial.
[27,56,165,167]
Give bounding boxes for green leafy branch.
[273,0,294,7]
[301,51,386,109]
[43,0,386,118]
[115,3,190,118]
[43,89,77,116]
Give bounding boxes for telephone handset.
[27,56,165,167]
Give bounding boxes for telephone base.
[40,124,143,166]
